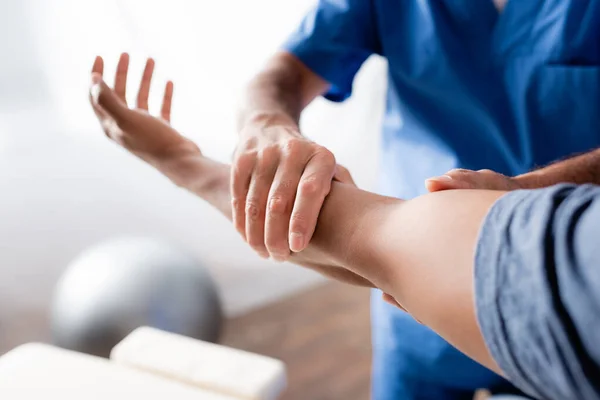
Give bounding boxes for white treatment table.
[0,327,287,400]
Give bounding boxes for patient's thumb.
[90,74,128,123]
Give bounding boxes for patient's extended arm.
[89,56,506,374]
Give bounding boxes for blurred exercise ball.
[51,236,223,358]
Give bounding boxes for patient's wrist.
[157,153,233,218]
[153,151,210,189]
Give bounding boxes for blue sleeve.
[475,184,600,400]
[282,0,381,102]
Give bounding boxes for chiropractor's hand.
[233,117,353,261]
[89,53,200,167]
[425,168,520,192]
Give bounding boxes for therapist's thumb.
[425,174,472,192]
[90,73,130,124]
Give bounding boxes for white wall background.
[0,0,386,320]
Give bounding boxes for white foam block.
[0,343,238,400]
[110,327,287,400]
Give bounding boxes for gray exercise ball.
[51,236,223,358]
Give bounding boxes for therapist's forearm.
[164,152,505,372]
[236,51,328,130]
[515,147,600,188]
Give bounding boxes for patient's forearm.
[368,189,506,372]
[162,153,505,372]
[161,154,378,286]
[314,187,507,373]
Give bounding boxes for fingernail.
[289,233,304,252]
[436,175,453,181]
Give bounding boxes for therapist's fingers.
[231,151,256,242]
[245,149,279,259]
[264,160,304,261]
[136,58,155,110]
[114,53,130,104]
[90,74,131,127]
[333,164,356,186]
[288,149,336,253]
[425,173,471,192]
[425,168,520,192]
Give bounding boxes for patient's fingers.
[161,81,174,122]
[89,87,109,121]
[114,53,130,104]
[137,58,155,110]
[90,74,130,124]
[92,56,104,77]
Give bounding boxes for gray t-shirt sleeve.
[475,184,600,400]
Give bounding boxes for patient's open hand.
[90,54,200,165]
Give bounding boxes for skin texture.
[89,55,507,373]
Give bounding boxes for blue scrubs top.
[283,0,600,397]
[284,0,600,200]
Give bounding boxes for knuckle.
[313,147,336,166]
[231,198,244,212]
[282,138,306,156]
[448,168,471,175]
[299,176,323,195]
[241,136,259,151]
[245,200,262,222]
[258,145,279,165]
[267,196,289,216]
[235,151,257,171]
[233,154,256,177]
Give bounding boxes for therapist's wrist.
[512,172,549,190]
[242,111,299,133]
[237,111,304,152]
